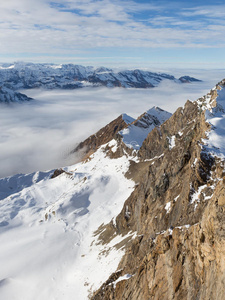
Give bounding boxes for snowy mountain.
[1,80,225,299]
[0,62,201,90]
[0,104,171,299]
[178,75,201,83]
[0,85,32,103]
[120,106,172,150]
[73,106,171,158]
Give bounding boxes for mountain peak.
[121,113,135,124]
[119,107,171,150]
[73,105,172,157]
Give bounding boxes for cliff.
[91,80,225,299]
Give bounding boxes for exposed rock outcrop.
[72,114,131,160]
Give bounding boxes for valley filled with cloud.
[0,71,223,178]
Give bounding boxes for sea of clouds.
[0,70,224,178]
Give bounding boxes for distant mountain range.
[0,62,201,102]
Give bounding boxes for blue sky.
[1,0,225,68]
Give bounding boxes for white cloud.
[0,70,223,179]
[1,0,225,58]
[181,5,225,18]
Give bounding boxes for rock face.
[72,114,132,160]
[0,62,201,90]
[88,80,225,299]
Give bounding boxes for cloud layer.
[1,70,223,178]
[1,0,225,65]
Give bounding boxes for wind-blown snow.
[0,142,135,300]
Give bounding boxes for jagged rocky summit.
[0,62,201,90]
[1,79,225,300]
[73,106,172,160]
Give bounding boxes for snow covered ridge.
[0,86,32,103]
[73,106,172,159]
[0,62,201,90]
[196,79,225,158]
[0,142,137,300]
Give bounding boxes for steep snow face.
[120,107,172,150]
[204,83,225,158]
[0,142,136,300]
[147,106,172,124]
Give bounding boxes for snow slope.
[0,142,136,300]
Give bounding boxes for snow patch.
[108,139,118,153]
[192,158,198,167]
[168,135,176,150]
[111,274,133,289]
[178,130,183,136]
[165,202,172,214]
[190,184,215,210]
[174,195,180,202]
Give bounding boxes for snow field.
[0,141,136,300]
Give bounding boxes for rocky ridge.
[71,80,225,299]
[73,107,172,159]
